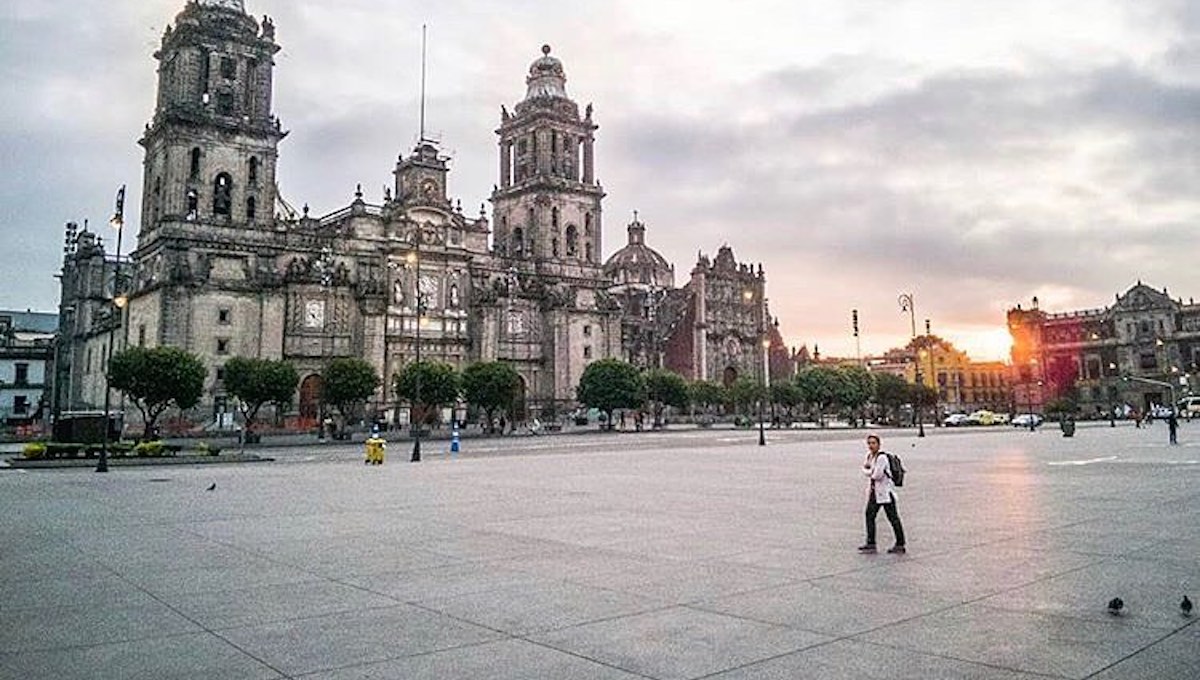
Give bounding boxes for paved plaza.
[2,423,1198,679]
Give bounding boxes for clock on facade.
[304,299,325,328]
[420,178,438,200]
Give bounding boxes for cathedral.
[55,0,790,426]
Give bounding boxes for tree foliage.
[321,357,380,423]
[223,357,299,432]
[769,381,802,410]
[108,346,205,438]
[728,377,766,413]
[795,365,841,424]
[394,360,462,424]
[644,369,689,425]
[577,359,645,425]
[836,365,876,426]
[462,361,522,431]
[688,380,727,411]
[872,373,910,423]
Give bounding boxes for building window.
[246,196,256,220]
[217,338,230,355]
[585,243,593,262]
[1139,352,1158,370]
[551,207,559,229]
[13,395,28,415]
[220,56,236,80]
[583,346,592,359]
[186,189,199,218]
[14,363,28,386]
[216,90,234,116]
[511,227,524,256]
[248,156,259,184]
[566,224,578,257]
[138,325,146,347]
[213,173,233,216]
[218,308,231,324]
[583,325,591,337]
[190,148,201,178]
[216,367,225,381]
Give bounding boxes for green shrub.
[22,442,47,459]
[134,440,166,457]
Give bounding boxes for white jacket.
[863,452,897,504]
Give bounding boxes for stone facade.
[56,0,782,426]
[1007,282,1200,415]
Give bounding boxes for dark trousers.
[865,494,905,546]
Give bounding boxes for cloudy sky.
[3,0,1199,361]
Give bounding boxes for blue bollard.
[450,426,460,456]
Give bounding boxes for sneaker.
[887,545,907,554]
[857,544,877,553]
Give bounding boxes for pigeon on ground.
[1182,595,1193,616]
[1107,597,1124,615]
[206,482,216,491]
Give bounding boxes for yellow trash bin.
[364,436,386,465]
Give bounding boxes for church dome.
[604,214,674,290]
[196,0,246,12]
[524,45,569,101]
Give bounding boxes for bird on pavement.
[206,483,216,491]
[1182,596,1193,616]
[1107,597,1124,615]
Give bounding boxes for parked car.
[1012,413,1044,428]
[1149,404,1174,419]
[993,412,1011,425]
[967,409,997,426]
[1179,397,1200,417]
[943,413,970,427]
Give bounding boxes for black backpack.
[885,452,906,487]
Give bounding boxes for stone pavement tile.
[857,602,1170,678]
[569,560,798,606]
[0,632,283,680]
[531,606,831,680]
[295,638,645,680]
[342,560,546,603]
[487,545,672,580]
[0,601,201,653]
[702,543,879,581]
[600,530,770,562]
[218,604,502,677]
[261,536,463,578]
[164,579,402,630]
[0,572,159,611]
[974,557,1199,630]
[118,559,325,598]
[694,580,958,637]
[72,535,266,572]
[1088,624,1200,680]
[1131,538,1200,572]
[995,523,1167,558]
[413,530,574,562]
[419,579,669,635]
[816,545,1098,603]
[704,639,1047,679]
[483,510,686,547]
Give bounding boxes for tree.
[644,369,689,427]
[795,366,841,426]
[462,361,522,433]
[320,358,380,431]
[836,365,876,427]
[223,357,299,434]
[769,381,802,423]
[872,373,910,425]
[688,380,726,415]
[108,346,205,439]
[395,360,462,426]
[728,377,766,415]
[577,358,645,428]
[908,383,938,424]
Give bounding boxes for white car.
[943,413,970,427]
[1012,413,1044,428]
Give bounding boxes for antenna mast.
[419,24,427,142]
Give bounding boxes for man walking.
[859,434,906,554]
[1168,410,1179,445]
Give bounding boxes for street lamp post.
[98,185,126,473]
[898,293,924,437]
[410,231,423,463]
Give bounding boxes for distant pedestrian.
[858,434,906,554]
[498,415,507,435]
[1168,411,1179,445]
[620,411,626,430]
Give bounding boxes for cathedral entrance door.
[722,366,738,387]
[298,374,323,427]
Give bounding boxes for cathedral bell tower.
[491,45,604,265]
[138,0,284,238]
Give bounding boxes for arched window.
[190,148,201,178]
[552,237,560,257]
[551,207,559,229]
[566,224,578,257]
[584,212,593,235]
[511,227,524,256]
[213,173,233,216]
[246,196,256,220]
[585,243,593,262]
[186,188,198,218]
[248,156,259,184]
